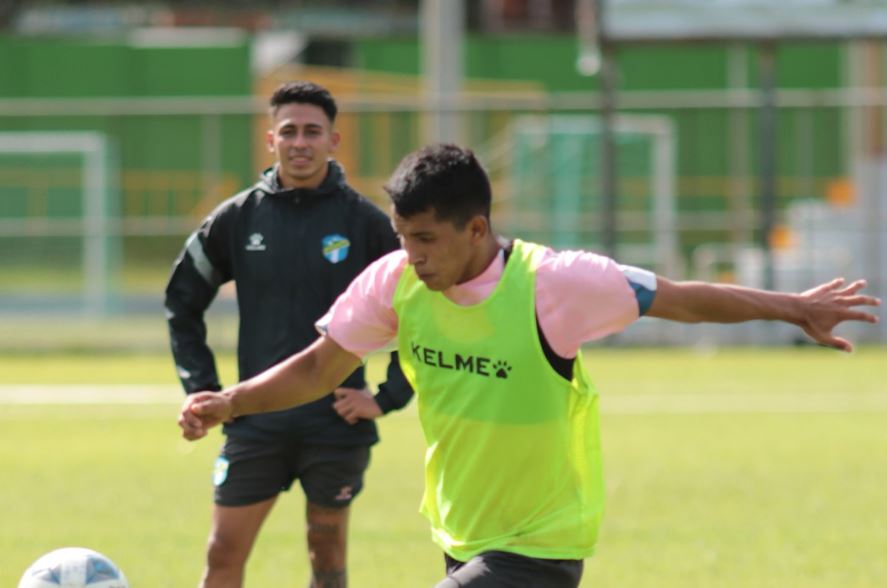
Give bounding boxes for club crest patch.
[322,234,350,264]
[213,456,230,486]
[245,232,266,251]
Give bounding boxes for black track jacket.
[165,161,413,445]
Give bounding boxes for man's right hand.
[178,391,233,441]
[333,386,383,424]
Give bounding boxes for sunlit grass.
[1,348,885,587]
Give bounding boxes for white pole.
[652,121,680,279]
[82,135,109,316]
[422,0,464,144]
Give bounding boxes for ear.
[467,215,489,242]
[266,129,275,153]
[329,129,341,153]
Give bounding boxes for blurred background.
[1,0,885,352]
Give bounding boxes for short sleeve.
[316,250,406,359]
[535,249,656,357]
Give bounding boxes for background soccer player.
[165,81,413,588]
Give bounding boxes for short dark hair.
[384,144,492,228]
[269,81,337,123]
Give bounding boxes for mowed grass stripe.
[602,392,887,414]
[0,385,180,404]
[4,385,887,414]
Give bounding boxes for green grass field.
[2,347,886,587]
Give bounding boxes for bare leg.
[200,497,277,588]
[306,501,349,588]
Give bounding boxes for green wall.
[0,34,255,210]
[0,35,251,97]
[0,35,256,289]
[356,35,846,91]
[355,35,848,252]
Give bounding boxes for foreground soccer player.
[178,144,880,588]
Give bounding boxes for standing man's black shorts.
[436,551,584,588]
[212,435,371,508]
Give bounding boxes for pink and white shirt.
[317,245,656,360]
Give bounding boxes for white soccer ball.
[17,547,129,588]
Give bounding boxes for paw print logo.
[493,360,512,379]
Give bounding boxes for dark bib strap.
[502,240,575,382]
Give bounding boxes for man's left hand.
[798,278,880,352]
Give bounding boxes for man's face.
[267,102,340,189]
[393,209,482,292]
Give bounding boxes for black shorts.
[212,436,371,508]
[435,551,583,588]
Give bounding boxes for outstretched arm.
[646,277,880,352]
[178,334,362,440]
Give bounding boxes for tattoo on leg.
[310,569,346,588]
[306,503,348,587]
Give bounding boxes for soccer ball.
[17,547,129,588]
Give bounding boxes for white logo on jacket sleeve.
[245,233,267,251]
[322,234,351,263]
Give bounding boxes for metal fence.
[1,85,884,345]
